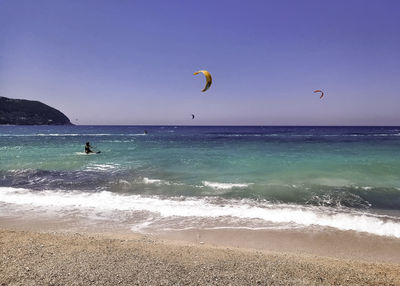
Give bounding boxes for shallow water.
[1,125,400,237]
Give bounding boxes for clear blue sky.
[1,0,399,125]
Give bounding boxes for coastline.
[156,227,400,264]
[1,228,400,285]
[2,125,400,284]
[2,213,400,264]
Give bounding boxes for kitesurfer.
[85,142,94,154]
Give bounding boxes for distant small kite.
[193,70,212,92]
[192,114,195,119]
[314,90,324,99]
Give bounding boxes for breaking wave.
[1,187,400,238]
[202,181,252,190]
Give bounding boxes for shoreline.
[3,209,400,263]
[2,214,400,265]
[1,228,400,285]
[156,227,400,264]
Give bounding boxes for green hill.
[0,96,72,125]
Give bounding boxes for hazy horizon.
[1,0,400,126]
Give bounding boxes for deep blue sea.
[1,125,400,237]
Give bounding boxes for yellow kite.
[193,70,212,92]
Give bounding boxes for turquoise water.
[1,126,400,237]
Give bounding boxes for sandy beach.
[3,0,400,284]
[1,228,399,286]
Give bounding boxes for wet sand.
[1,228,400,285]
[157,227,400,264]
[2,213,400,264]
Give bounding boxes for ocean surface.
[1,125,400,237]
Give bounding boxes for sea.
[1,125,400,237]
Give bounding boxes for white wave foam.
[0,146,22,150]
[118,180,131,186]
[1,187,399,238]
[142,177,168,185]
[203,181,251,190]
[141,177,184,186]
[74,152,98,156]
[354,186,373,191]
[37,133,81,136]
[85,163,120,171]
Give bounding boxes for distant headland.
[0,96,72,125]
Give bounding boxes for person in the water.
[85,142,94,154]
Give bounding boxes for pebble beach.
[1,229,399,286]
